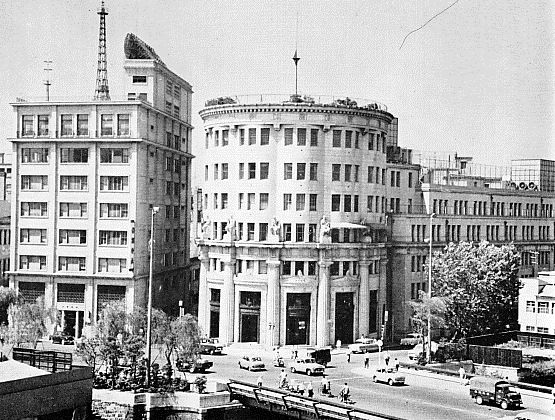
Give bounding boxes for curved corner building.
[198,95,394,347]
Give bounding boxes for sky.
[0,0,553,172]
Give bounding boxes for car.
[199,338,224,355]
[238,355,265,371]
[176,357,213,373]
[348,338,380,354]
[408,341,438,360]
[372,367,405,386]
[400,333,423,346]
[50,333,75,345]
[290,358,325,376]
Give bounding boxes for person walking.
[279,369,288,389]
[384,352,390,366]
[339,382,350,403]
[394,358,400,371]
[307,381,314,398]
[257,375,263,388]
[320,375,329,395]
[364,352,370,369]
[459,366,466,385]
[347,348,351,363]
[298,381,305,396]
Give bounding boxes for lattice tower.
[94,1,110,100]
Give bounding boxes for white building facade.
[518,271,555,335]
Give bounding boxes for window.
[38,115,49,136]
[60,202,87,218]
[59,229,87,245]
[297,128,306,146]
[222,163,229,179]
[283,223,292,241]
[310,129,318,146]
[309,194,317,211]
[61,114,73,136]
[282,261,292,275]
[166,79,173,94]
[308,224,317,242]
[345,131,352,148]
[344,195,352,212]
[100,176,129,191]
[296,224,305,242]
[21,148,49,163]
[239,163,244,179]
[22,115,34,136]
[261,128,270,145]
[60,175,87,190]
[21,202,47,217]
[537,327,549,334]
[222,129,229,146]
[260,162,269,179]
[20,229,46,244]
[538,302,549,314]
[526,301,535,313]
[238,193,244,209]
[284,128,293,145]
[284,163,293,180]
[133,75,147,83]
[58,257,86,272]
[214,131,219,147]
[355,132,360,148]
[247,223,255,240]
[248,163,256,179]
[19,255,46,271]
[100,114,113,136]
[259,223,268,241]
[77,114,89,136]
[98,258,127,273]
[260,193,269,210]
[213,164,219,180]
[332,164,341,181]
[345,164,352,182]
[61,148,88,163]
[309,163,318,181]
[247,193,255,210]
[332,195,341,211]
[239,129,245,145]
[21,175,48,190]
[367,196,373,212]
[297,163,306,180]
[100,203,128,218]
[354,195,359,212]
[332,130,341,147]
[99,230,128,246]
[117,114,130,136]
[100,148,129,163]
[296,194,305,211]
[354,165,359,182]
[283,194,292,210]
[408,172,413,188]
[248,128,256,145]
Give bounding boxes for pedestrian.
[459,366,466,385]
[320,375,329,395]
[336,339,342,349]
[279,369,288,389]
[364,352,370,369]
[339,382,350,403]
[307,381,314,398]
[384,351,390,366]
[257,375,263,388]
[394,358,400,371]
[298,381,305,396]
[347,349,351,363]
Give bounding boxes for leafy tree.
[431,241,520,339]
[7,297,57,348]
[0,287,21,325]
[172,314,201,362]
[408,290,447,340]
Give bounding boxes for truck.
[469,376,522,410]
[299,347,332,367]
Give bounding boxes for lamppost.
[427,212,436,364]
[146,206,159,387]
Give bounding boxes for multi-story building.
[518,271,555,335]
[197,94,555,347]
[8,33,193,340]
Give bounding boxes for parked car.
[400,333,423,346]
[372,366,405,386]
[469,376,522,410]
[408,341,438,360]
[299,347,332,366]
[290,358,325,376]
[50,333,75,345]
[176,357,213,373]
[348,338,379,354]
[199,338,224,355]
[238,355,265,371]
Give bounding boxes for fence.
[467,345,522,368]
[12,347,73,372]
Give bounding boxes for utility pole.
[43,60,52,101]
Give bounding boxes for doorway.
[286,293,311,345]
[335,292,354,344]
[61,310,84,339]
[239,291,261,342]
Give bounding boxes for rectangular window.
[296,194,305,211]
[261,128,270,145]
[282,261,291,275]
[239,129,245,145]
[260,162,269,179]
[100,114,113,136]
[59,229,87,245]
[77,114,89,136]
[333,130,341,147]
[100,148,128,163]
[308,224,317,242]
[258,260,268,274]
[247,193,255,210]
[221,193,228,209]
[332,164,341,181]
[21,148,49,163]
[38,115,49,136]
[283,193,292,210]
[526,301,535,313]
[260,193,269,210]
[133,75,147,83]
[284,128,293,145]
[297,128,306,146]
[354,165,359,182]
[22,115,34,136]
[344,195,352,212]
[19,255,47,271]
[248,163,256,179]
[98,258,127,273]
[355,131,360,148]
[284,163,293,180]
[58,257,86,272]
[283,224,292,241]
[408,172,413,188]
[309,163,318,181]
[368,166,374,183]
[214,164,219,180]
[354,195,359,212]
[117,114,130,136]
[309,194,317,211]
[248,128,256,145]
[297,163,306,180]
[367,196,373,212]
[345,164,352,182]
[222,129,229,146]
[20,229,47,244]
[296,224,305,242]
[21,175,48,190]
[99,176,129,191]
[310,129,319,146]
[100,203,128,218]
[247,223,255,240]
[221,163,228,179]
[345,130,352,148]
[61,114,73,136]
[259,223,268,241]
[60,175,87,191]
[332,194,341,211]
[238,193,244,209]
[21,202,48,217]
[239,163,244,179]
[99,230,128,246]
[60,202,87,218]
[61,148,89,163]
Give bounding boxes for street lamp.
[146,206,159,387]
[427,212,436,364]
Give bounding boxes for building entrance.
[335,292,354,344]
[286,293,311,345]
[209,288,220,338]
[239,291,261,342]
[61,310,84,339]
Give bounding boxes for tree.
[0,287,21,325]
[408,291,447,340]
[431,241,521,339]
[7,297,57,348]
[172,314,201,362]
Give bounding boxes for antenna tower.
[94,1,110,100]
[43,60,52,101]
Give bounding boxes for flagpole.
[293,50,300,97]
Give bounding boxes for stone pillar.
[266,260,281,348]
[358,261,371,338]
[197,250,210,334]
[220,260,235,344]
[317,261,332,347]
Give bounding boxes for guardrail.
[228,379,406,420]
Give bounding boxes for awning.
[329,222,368,229]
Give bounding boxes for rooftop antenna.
[292,3,300,97]
[94,0,110,100]
[43,60,52,101]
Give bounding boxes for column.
[197,249,210,333]
[220,260,235,344]
[317,261,331,347]
[266,260,281,348]
[358,261,371,338]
